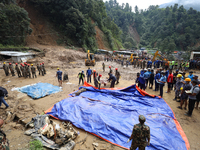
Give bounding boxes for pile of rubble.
[25,114,78,150]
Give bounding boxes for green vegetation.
[29,0,122,52]
[105,0,137,49]
[105,0,200,51]
[134,4,200,52]
[0,0,31,46]
[29,140,44,150]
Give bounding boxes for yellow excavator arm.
[152,51,168,62]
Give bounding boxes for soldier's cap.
[194,75,198,78]
[139,115,146,122]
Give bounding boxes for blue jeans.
[0,96,9,107]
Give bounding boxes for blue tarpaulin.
[19,83,61,99]
[46,84,189,150]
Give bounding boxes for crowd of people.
[135,64,199,117]
[2,62,46,78]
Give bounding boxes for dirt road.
[0,55,200,150]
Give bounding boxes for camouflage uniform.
[42,64,46,74]
[31,66,37,78]
[24,65,28,78]
[26,66,31,78]
[37,64,41,75]
[102,63,105,72]
[15,65,22,77]
[137,60,139,68]
[130,115,150,150]
[134,60,136,68]
[3,64,9,76]
[20,65,24,77]
[0,129,9,150]
[115,70,120,84]
[40,64,44,76]
[143,60,146,69]
[140,60,143,69]
[9,64,15,76]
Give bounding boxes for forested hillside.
[105,1,138,49]
[0,0,31,46]
[0,0,123,51]
[105,0,200,52]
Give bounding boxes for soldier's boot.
[35,74,37,78]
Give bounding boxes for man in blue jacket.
[108,72,117,88]
[86,67,92,83]
[154,70,160,91]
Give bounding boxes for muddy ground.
[0,47,200,150]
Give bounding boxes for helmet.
[42,62,44,64]
[93,69,96,72]
[109,66,111,68]
[180,87,183,90]
[82,71,84,73]
[115,68,118,70]
[57,68,59,70]
[177,74,182,78]
[31,64,33,66]
[40,63,42,65]
[185,78,191,82]
[20,63,22,65]
[99,74,102,77]
[22,65,24,67]
[28,64,30,66]
[3,62,6,64]
[9,63,11,65]
[16,63,18,65]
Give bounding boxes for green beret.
[139,115,146,122]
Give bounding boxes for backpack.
[0,86,8,97]
[192,86,200,100]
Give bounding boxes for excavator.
[85,50,95,66]
[152,51,168,62]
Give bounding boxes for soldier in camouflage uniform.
[0,119,9,149]
[37,63,41,75]
[31,64,37,78]
[15,63,22,78]
[8,63,15,76]
[40,63,44,76]
[134,59,136,68]
[140,60,143,69]
[20,64,24,77]
[24,63,28,78]
[127,115,150,150]
[3,62,9,76]
[42,62,46,74]
[115,68,120,84]
[26,64,31,78]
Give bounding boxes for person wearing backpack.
[0,87,9,109]
[185,80,200,116]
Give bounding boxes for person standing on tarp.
[56,68,62,87]
[127,115,150,150]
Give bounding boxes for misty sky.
[104,0,200,10]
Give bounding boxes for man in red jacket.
[166,69,173,93]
